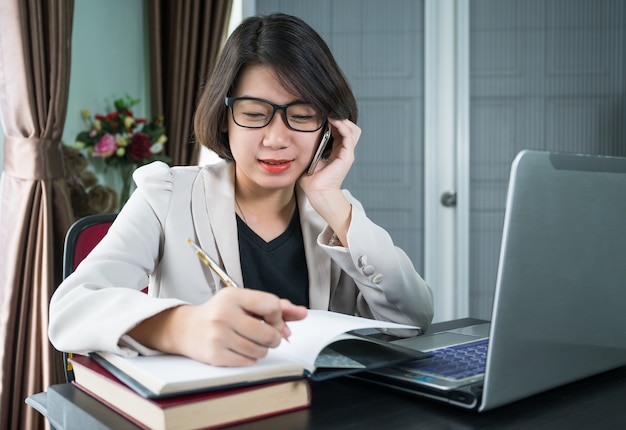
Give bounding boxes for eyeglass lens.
[231,98,323,131]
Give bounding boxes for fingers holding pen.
[172,288,306,366]
[237,291,308,342]
[279,298,308,323]
[199,320,273,367]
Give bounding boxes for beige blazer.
[49,161,433,357]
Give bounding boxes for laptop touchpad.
[393,332,481,352]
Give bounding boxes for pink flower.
[93,133,117,157]
[128,132,153,161]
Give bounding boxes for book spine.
[202,381,312,429]
[73,382,152,429]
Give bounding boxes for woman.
[49,13,433,367]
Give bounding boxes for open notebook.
[357,150,626,411]
[90,310,428,398]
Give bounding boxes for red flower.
[128,132,153,161]
[76,95,170,169]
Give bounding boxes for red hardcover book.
[69,355,311,430]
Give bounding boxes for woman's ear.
[220,112,229,133]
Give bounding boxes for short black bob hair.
[193,13,358,160]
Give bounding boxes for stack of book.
[69,310,428,429]
[69,355,310,429]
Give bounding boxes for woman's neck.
[234,176,297,242]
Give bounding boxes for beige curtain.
[148,0,232,166]
[0,1,75,429]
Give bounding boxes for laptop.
[358,149,626,411]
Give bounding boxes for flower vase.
[118,162,136,211]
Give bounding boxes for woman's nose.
[262,112,291,148]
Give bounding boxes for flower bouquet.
[74,95,170,208]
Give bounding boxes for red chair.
[61,213,116,382]
[63,213,117,278]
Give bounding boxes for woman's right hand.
[127,288,307,366]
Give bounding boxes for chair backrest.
[63,213,117,279]
[61,213,117,382]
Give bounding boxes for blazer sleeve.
[48,162,188,357]
[319,192,434,331]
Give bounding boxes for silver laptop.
[359,149,626,411]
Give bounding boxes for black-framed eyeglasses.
[225,97,325,132]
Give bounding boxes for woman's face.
[227,65,324,193]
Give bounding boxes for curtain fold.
[0,0,75,429]
[148,0,232,166]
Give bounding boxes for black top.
[236,209,309,306]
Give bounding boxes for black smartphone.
[306,126,332,176]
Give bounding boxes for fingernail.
[282,325,292,338]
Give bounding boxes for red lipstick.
[259,159,293,173]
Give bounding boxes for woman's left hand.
[298,118,361,246]
[298,117,361,195]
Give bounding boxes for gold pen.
[186,238,291,343]
[186,238,241,288]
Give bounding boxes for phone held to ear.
[306,127,332,176]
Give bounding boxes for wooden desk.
[29,365,626,430]
[27,319,626,429]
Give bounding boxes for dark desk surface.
[28,319,626,429]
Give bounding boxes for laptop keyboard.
[400,339,489,380]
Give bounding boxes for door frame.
[424,0,470,321]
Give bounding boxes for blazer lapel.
[192,164,332,307]
[193,162,244,288]
[297,189,332,309]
